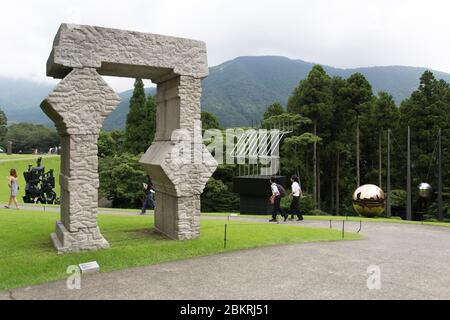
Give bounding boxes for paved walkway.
[2,218,450,300]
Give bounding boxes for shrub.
[391,189,406,208]
[99,153,146,208]
[299,194,314,215]
[201,178,239,212]
[280,193,315,215]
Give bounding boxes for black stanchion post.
[224,224,228,249]
[342,220,345,239]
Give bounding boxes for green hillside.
[201,56,450,127]
[2,56,450,129]
[0,76,53,125]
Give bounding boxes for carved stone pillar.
[140,75,217,240]
[41,68,120,253]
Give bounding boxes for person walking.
[5,169,19,209]
[269,177,287,222]
[141,175,155,215]
[289,175,303,221]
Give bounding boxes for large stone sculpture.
[42,24,217,253]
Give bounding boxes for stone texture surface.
[42,24,216,251]
[41,68,120,253]
[140,75,217,240]
[47,24,209,81]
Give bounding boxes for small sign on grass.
[78,261,100,274]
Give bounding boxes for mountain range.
[2,56,450,129]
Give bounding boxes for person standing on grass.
[5,169,19,209]
[289,175,303,221]
[269,176,287,222]
[141,175,155,215]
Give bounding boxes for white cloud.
[0,0,449,92]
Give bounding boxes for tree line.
[268,65,450,217]
[103,68,450,217]
[0,109,60,154]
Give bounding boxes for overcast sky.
[1,0,449,92]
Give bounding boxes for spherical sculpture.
[352,184,385,217]
[418,182,433,199]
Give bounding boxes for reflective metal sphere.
[418,182,433,199]
[352,184,385,217]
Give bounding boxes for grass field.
[0,153,59,161]
[0,209,362,290]
[0,155,60,203]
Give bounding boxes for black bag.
[276,184,286,197]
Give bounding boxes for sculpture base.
[234,176,287,215]
[51,221,109,254]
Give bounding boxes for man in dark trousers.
[141,175,155,215]
[289,175,304,221]
[269,176,287,222]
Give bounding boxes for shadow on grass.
[124,228,169,240]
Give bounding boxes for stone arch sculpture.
[41,24,217,254]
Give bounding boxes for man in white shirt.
[289,175,304,221]
[269,176,287,222]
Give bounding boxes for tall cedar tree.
[339,73,373,187]
[399,71,450,189]
[146,95,157,146]
[372,92,399,187]
[287,65,333,209]
[329,76,352,214]
[125,79,156,154]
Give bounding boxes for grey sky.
[1,0,449,92]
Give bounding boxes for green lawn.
[0,154,58,160]
[0,155,60,203]
[0,209,361,290]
